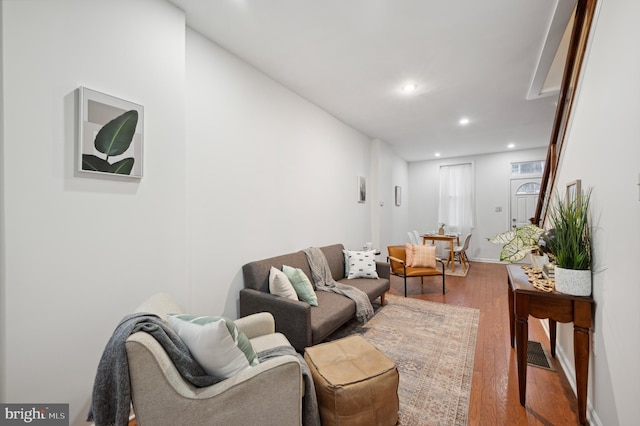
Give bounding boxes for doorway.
[510,178,541,230]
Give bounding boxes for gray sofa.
[240,243,390,352]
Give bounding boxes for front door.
[510,178,541,229]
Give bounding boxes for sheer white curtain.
[438,163,475,236]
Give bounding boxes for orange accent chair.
[387,245,445,297]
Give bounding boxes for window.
[438,163,475,234]
[511,160,545,176]
[516,182,541,195]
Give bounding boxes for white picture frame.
[78,87,144,178]
[357,176,366,203]
[566,179,581,206]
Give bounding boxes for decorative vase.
[438,226,445,235]
[554,266,592,296]
[530,253,548,269]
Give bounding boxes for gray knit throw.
[258,345,320,426]
[303,247,374,323]
[87,313,221,426]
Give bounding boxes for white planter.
[554,267,592,296]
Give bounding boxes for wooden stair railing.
[535,0,598,225]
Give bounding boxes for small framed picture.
[395,186,401,206]
[78,87,144,178]
[566,179,581,206]
[357,176,366,203]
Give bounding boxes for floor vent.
[527,340,555,371]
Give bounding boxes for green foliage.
[82,110,138,175]
[487,224,543,263]
[547,189,592,270]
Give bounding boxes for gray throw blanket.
[87,312,222,426]
[258,345,320,426]
[303,247,374,323]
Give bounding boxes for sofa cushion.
[319,244,348,280]
[310,292,356,342]
[283,265,318,306]
[338,277,389,302]
[167,314,258,379]
[269,267,298,300]
[243,251,312,293]
[343,249,379,279]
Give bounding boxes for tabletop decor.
[78,87,144,178]
[546,186,592,296]
[437,223,446,235]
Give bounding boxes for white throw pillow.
[343,249,379,279]
[167,314,258,379]
[269,266,298,300]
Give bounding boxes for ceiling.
[168,0,576,162]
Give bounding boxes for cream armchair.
[125,293,304,426]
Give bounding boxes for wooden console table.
[506,264,594,425]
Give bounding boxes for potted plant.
[488,223,546,265]
[546,189,592,296]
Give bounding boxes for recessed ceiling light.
[507,143,515,149]
[458,117,470,125]
[435,152,441,157]
[401,83,417,93]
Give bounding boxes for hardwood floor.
[387,261,582,425]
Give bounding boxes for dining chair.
[407,231,418,245]
[446,233,472,270]
[412,230,424,245]
[387,245,445,297]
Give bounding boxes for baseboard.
[468,257,505,264]
[539,320,602,426]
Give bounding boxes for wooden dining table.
[422,234,460,272]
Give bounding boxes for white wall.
[372,139,409,255]
[1,1,384,422]
[0,0,5,403]
[184,29,374,317]
[1,1,188,423]
[551,1,640,424]
[408,148,547,261]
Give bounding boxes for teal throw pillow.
[282,265,318,306]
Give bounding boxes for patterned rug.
[444,260,470,277]
[328,295,479,425]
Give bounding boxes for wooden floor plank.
[387,261,581,425]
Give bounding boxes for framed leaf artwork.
[78,87,144,178]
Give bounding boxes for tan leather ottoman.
[304,335,399,426]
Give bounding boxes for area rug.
[328,295,479,425]
[444,261,469,277]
